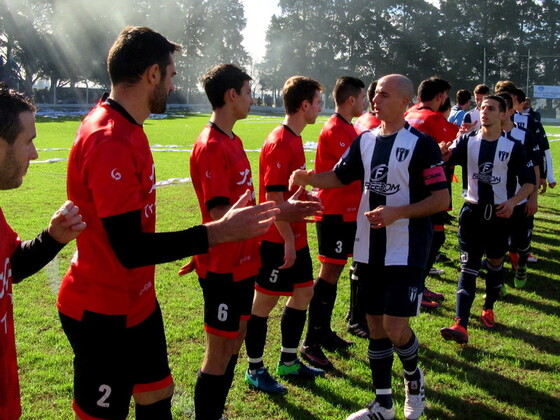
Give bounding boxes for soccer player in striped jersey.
[440,95,535,345]
[292,74,449,420]
[462,84,491,133]
[405,76,458,309]
[496,92,540,289]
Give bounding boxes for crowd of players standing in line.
[0,25,556,420]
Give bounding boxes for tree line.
[1,0,559,104]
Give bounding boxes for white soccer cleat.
[404,367,426,419]
[346,400,396,420]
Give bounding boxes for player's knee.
[291,285,313,308]
[134,383,174,405]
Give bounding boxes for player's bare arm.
[366,188,449,229]
[267,190,296,269]
[289,169,344,190]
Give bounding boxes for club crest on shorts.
[460,251,469,263]
[396,147,410,162]
[408,287,419,302]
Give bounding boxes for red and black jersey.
[354,111,381,134]
[0,208,22,420]
[405,106,459,144]
[259,125,308,250]
[59,101,157,327]
[190,123,261,281]
[315,114,361,221]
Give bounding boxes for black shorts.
[316,215,356,264]
[59,303,171,420]
[509,204,534,252]
[256,241,314,295]
[353,263,423,318]
[458,202,512,269]
[199,273,255,338]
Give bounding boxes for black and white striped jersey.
[513,111,549,178]
[334,123,447,269]
[449,131,535,205]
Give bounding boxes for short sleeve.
[193,141,233,205]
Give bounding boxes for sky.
[241,0,280,61]
[241,0,440,62]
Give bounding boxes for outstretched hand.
[206,190,280,246]
[277,186,323,223]
[47,201,86,244]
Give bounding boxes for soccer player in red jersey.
[299,77,366,369]
[355,81,382,134]
[0,84,85,420]
[405,77,458,309]
[244,76,326,394]
[58,27,280,420]
[189,64,270,419]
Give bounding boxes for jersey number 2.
[97,384,111,408]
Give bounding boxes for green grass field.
[2,113,559,419]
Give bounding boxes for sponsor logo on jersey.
[139,281,153,296]
[111,168,121,180]
[144,203,155,218]
[396,147,410,162]
[0,257,12,301]
[473,162,501,184]
[365,164,400,195]
[498,151,510,161]
[236,168,252,186]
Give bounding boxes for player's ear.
[146,63,161,86]
[224,87,236,104]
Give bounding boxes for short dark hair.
[107,26,181,86]
[418,76,451,102]
[456,89,472,105]
[515,88,526,103]
[282,76,324,115]
[484,95,506,113]
[496,92,513,110]
[367,81,377,102]
[438,97,451,113]
[333,77,365,106]
[0,83,37,144]
[201,64,252,110]
[474,84,490,95]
